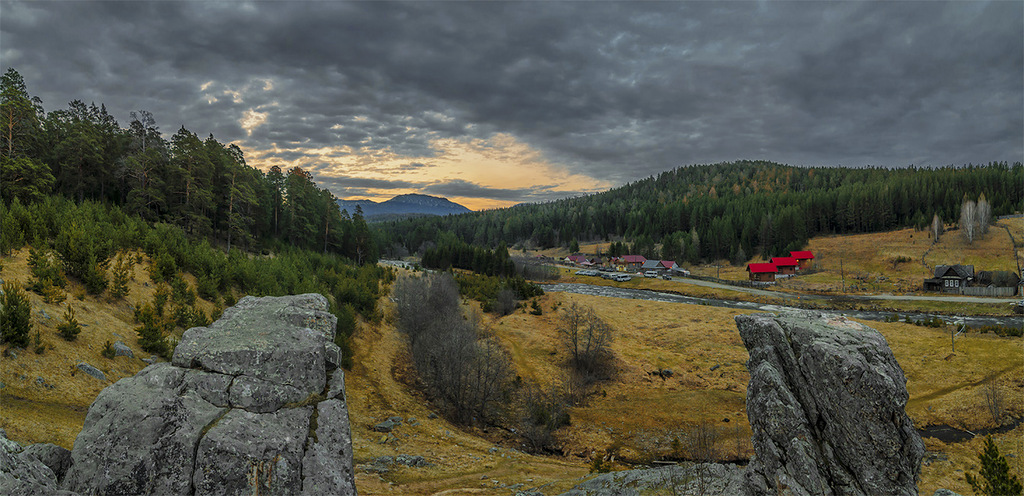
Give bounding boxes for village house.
[771,257,799,275]
[790,251,815,270]
[612,255,647,272]
[565,254,589,265]
[747,263,778,282]
[923,265,974,293]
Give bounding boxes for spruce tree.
[0,281,31,347]
[57,303,82,341]
[966,436,1023,496]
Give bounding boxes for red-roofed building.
[789,251,815,269]
[612,255,647,271]
[565,254,589,265]
[747,263,778,282]
[771,257,799,275]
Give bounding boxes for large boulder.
[61,294,356,496]
[0,429,78,495]
[737,312,924,496]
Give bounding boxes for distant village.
[559,250,1020,297]
[559,250,817,284]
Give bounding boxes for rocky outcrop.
[737,312,924,496]
[0,429,77,495]
[559,463,747,496]
[60,293,356,496]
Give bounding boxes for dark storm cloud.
[317,175,425,191]
[2,1,1021,203]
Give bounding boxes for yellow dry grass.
[3,244,1020,495]
[0,247,217,448]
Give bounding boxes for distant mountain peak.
[336,193,470,221]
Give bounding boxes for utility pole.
[952,321,966,354]
[840,256,845,293]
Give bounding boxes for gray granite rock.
[62,364,227,495]
[0,429,79,495]
[301,397,356,495]
[22,443,72,483]
[737,312,924,496]
[193,407,312,495]
[75,362,105,381]
[111,341,134,358]
[559,463,745,496]
[59,294,355,496]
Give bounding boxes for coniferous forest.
[0,67,388,360]
[380,160,1023,263]
[0,68,377,263]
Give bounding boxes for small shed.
[747,263,778,282]
[771,257,799,275]
[789,251,815,270]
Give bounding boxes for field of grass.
[347,281,1021,495]
[3,244,1020,495]
[0,248,217,448]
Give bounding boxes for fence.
[962,286,1019,297]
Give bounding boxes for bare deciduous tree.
[960,198,977,244]
[396,272,512,426]
[977,193,992,236]
[931,214,943,243]
[557,301,614,377]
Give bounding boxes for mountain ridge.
[336,193,471,221]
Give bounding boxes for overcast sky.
[2,1,1021,210]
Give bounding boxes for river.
[541,282,1023,328]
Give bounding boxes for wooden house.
[771,257,799,275]
[789,251,815,270]
[613,255,647,272]
[747,263,778,282]
[923,265,974,293]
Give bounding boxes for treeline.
[380,160,1023,262]
[421,232,516,277]
[1,67,376,262]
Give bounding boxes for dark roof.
[934,265,975,279]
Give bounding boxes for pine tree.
[57,303,82,341]
[966,436,1023,496]
[0,280,32,347]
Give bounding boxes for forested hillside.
[0,68,376,263]
[1,67,388,360]
[380,160,1023,262]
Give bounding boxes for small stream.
[917,417,1024,443]
[541,282,1023,328]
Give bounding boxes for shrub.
[136,314,169,357]
[0,281,32,348]
[101,340,116,359]
[966,436,1023,496]
[57,303,82,341]
[170,275,197,306]
[109,253,132,300]
[149,251,177,283]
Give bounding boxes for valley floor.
[2,247,1021,495]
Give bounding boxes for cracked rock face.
[61,294,356,496]
[737,313,924,496]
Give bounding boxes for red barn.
[747,263,778,282]
[771,257,799,275]
[789,251,815,270]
